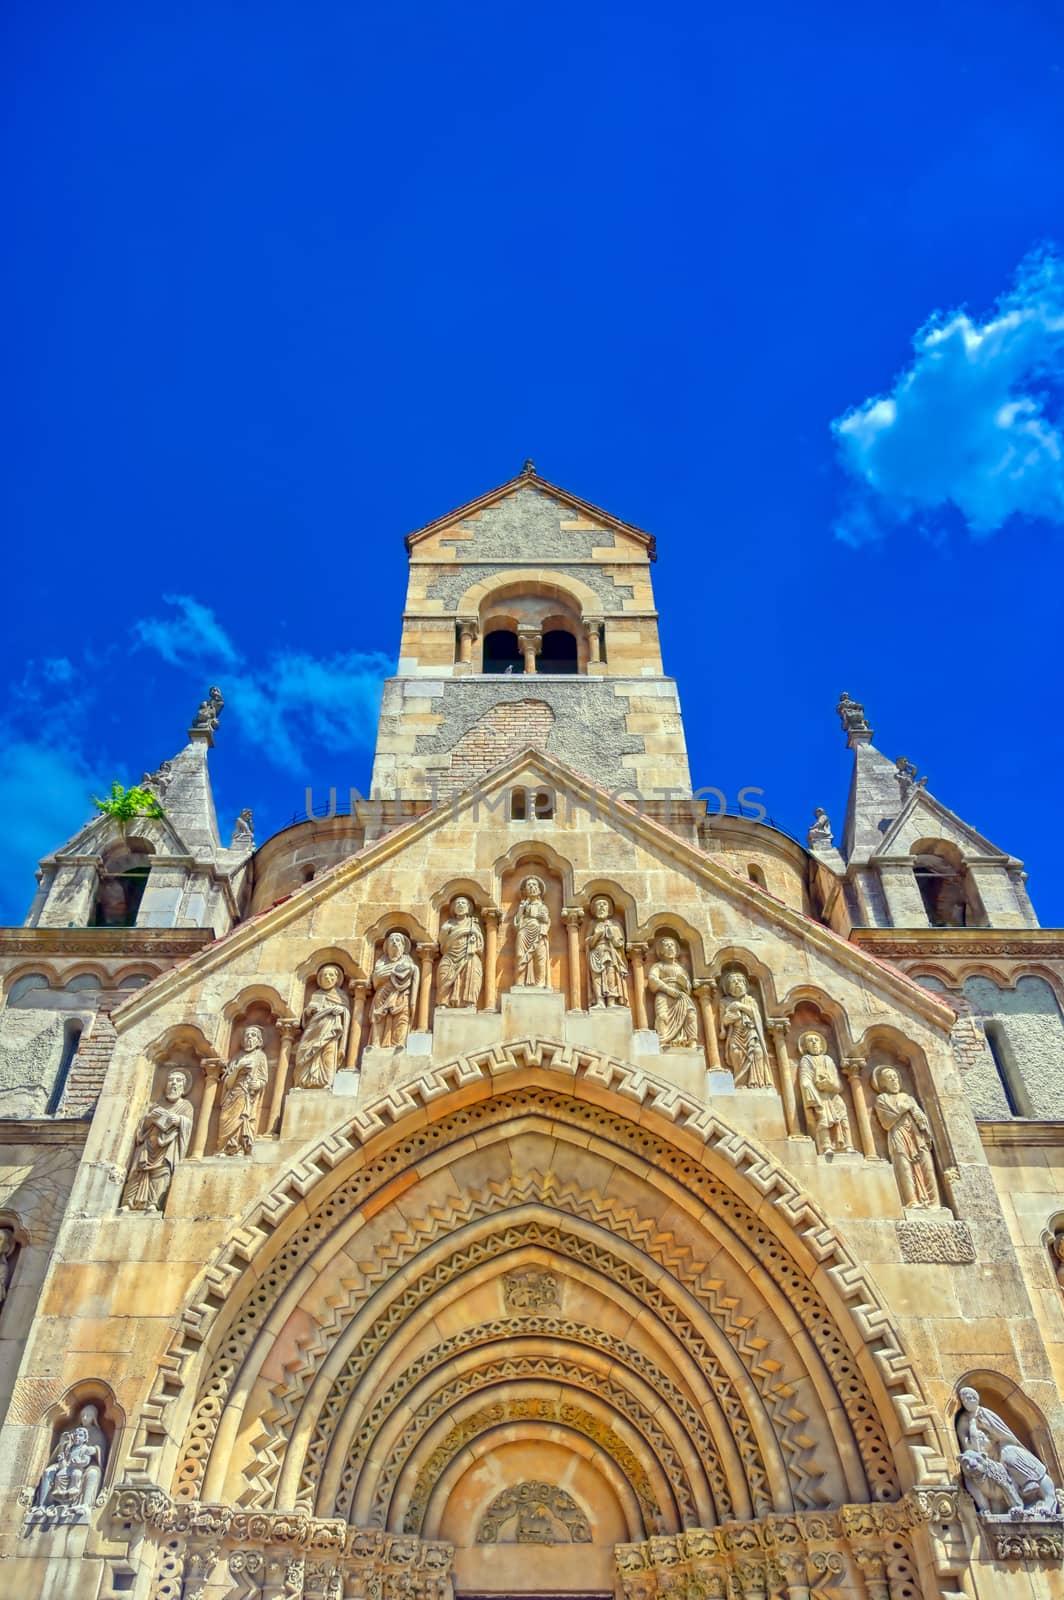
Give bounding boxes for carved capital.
[482,906,501,926]
[414,942,438,961]
[278,1018,300,1042]
[562,907,584,927]
[627,942,650,960]
[456,617,479,640]
[201,1056,226,1084]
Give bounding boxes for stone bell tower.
[369,461,692,801]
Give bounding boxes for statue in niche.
[585,895,629,1009]
[647,935,698,1049]
[720,972,773,1087]
[957,1385,1059,1516]
[28,1404,108,1527]
[370,931,420,1049]
[217,1026,269,1156]
[294,964,350,1089]
[798,1031,855,1155]
[0,1226,16,1311]
[230,808,254,848]
[514,875,551,988]
[436,896,484,1009]
[192,685,224,732]
[121,1069,194,1212]
[871,1064,940,1209]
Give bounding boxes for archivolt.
[125,1039,949,1528]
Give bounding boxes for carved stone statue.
[28,1405,108,1527]
[192,685,224,732]
[370,932,420,1049]
[121,1070,194,1212]
[217,1026,269,1156]
[585,895,629,1008]
[436,896,484,1009]
[514,876,551,988]
[141,759,173,799]
[647,935,698,1049]
[871,1064,940,1209]
[720,972,772,1087]
[294,965,350,1089]
[0,1225,16,1311]
[836,691,870,736]
[807,808,834,848]
[230,808,254,848]
[797,1031,854,1155]
[957,1385,1059,1516]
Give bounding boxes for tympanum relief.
[26,1404,109,1529]
[121,1069,194,1212]
[502,1267,560,1313]
[957,1384,1059,1520]
[371,931,419,1048]
[585,895,629,1009]
[647,934,698,1049]
[476,1482,592,1545]
[514,875,551,988]
[720,971,772,1087]
[797,1031,855,1155]
[436,896,483,1009]
[217,1026,268,1156]
[295,964,349,1089]
[871,1064,940,1210]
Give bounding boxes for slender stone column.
[694,979,723,1073]
[190,1057,224,1159]
[563,908,584,1010]
[843,1054,878,1159]
[584,616,603,665]
[457,618,478,667]
[628,943,650,1032]
[768,1020,800,1136]
[346,980,369,1070]
[518,626,542,675]
[415,943,437,1034]
[268,1018,299,1134]
[483,908,500,1009]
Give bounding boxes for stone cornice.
[0,1118,90,1145]
[0,927,216,959]
[978,1119,1064,1148]
[852,928,1064,960]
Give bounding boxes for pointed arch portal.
[114,1039,960,1599]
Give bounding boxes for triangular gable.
[114,746,955,1035]
[404,467,657,559]
[872,783,1013,863]
[50,807,194,864]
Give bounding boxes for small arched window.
[483,630,523,674]
[983,1021,1033,1118]
[747,865,766,888]
[93,841,153,928]
[45,1019,83,1116]
[510,789,528,820]
[534,790,555,820]
[912,841,984,928]
[537,629,578,675]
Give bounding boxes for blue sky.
[3,1,1064,922]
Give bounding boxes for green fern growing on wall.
[92,781,165,828]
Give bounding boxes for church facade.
[1,464,1063,1599]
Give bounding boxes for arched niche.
[31,1380,124,1512]
[136,1024,217,1165]
[952,1370,1062,1485]
[4,969,55,1006]
[911,837,987,929]
[860,1024,955,1197]
[93,839,155,928]
[635,911,712,976]
[496,854,567,997]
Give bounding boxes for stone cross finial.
[836,691,872,747]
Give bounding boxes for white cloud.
[832,247,1064,543]
[228,651,393,771]
[133,594,243,666]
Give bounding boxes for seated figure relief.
[27,1404,108,1528]
[120,1069,194,1213]
[957,1385,1059,1517]
[371,931,420,1049]
[871,1064,940,1209]
[647,935,698,1049]
[514,876,551,988]
[217,1025,269,1156]
[295,964,349,1089]
[720,971,773,1087]
[436,896,484,1009]
[585,895,629,1009]
[797,1031,854,1155]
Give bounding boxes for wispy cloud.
[831,247,1064,544]
[133,597,392,771]
[133,594,243,666]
